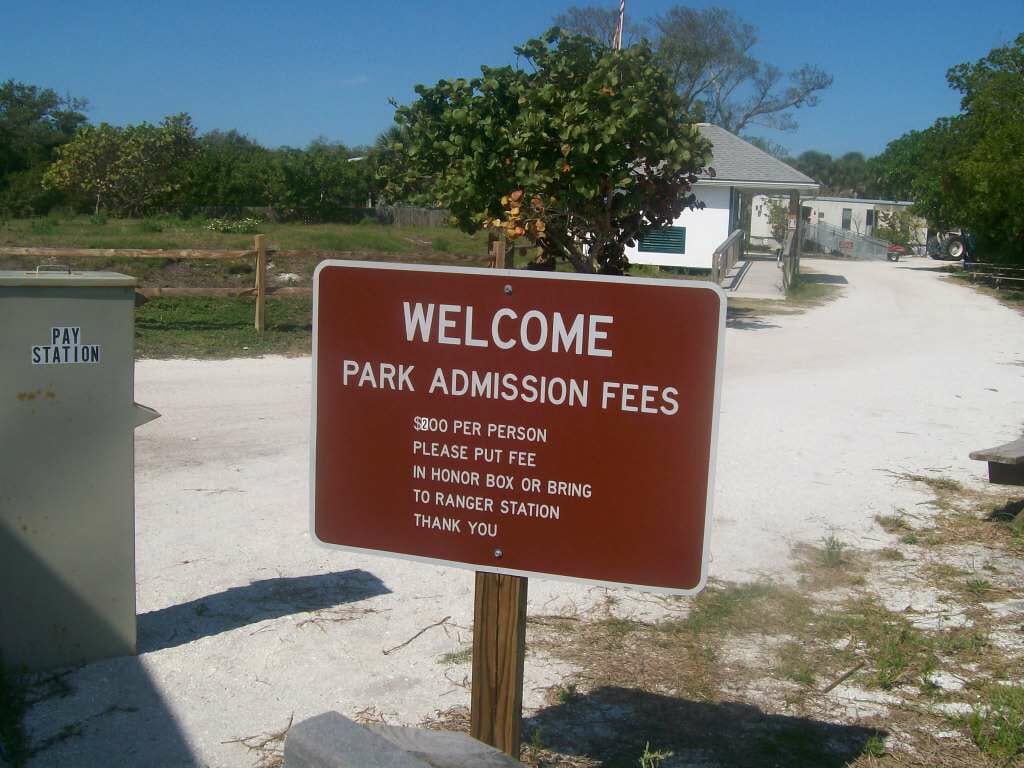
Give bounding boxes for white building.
[750,195,928,249]
[627,124,818,270]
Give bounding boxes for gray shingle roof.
[696,123,818,188]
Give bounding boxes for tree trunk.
[542,230,594,274]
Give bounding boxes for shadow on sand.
[21,657,198,767]
[726,307,781,331]
[524,686,884,767]
[0,529,206,766]
[138,569,389,653]
[896,263,957,273]
[801,272,849,285]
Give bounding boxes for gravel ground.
[20,258,1024,767]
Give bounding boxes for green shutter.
[638,226,686,254]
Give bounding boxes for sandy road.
[22,259,1024,766]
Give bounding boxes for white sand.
[21,259,1024,766]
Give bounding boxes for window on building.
[866,209,875,227]
[638,226,686,254]
[842,208,852,230]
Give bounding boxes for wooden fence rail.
[136,286,312,299]
[0,246,271,261]
[1,237,285,332]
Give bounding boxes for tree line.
[870,33,1024,262]
[0,84,381,220]
[2,8,1020,262]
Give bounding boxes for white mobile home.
[750,195,928,250]
[627,124,818,270]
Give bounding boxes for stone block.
[283,713,523,768]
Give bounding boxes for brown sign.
[311,262,724,593]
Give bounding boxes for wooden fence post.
[470,571,528,757]
[254,234,267,333]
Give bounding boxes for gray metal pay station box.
[1,268,158,670]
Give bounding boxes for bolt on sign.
[311,262,725,594]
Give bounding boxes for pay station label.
[31,327,101,365]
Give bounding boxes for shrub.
[205,216,262,234]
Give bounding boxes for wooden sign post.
[310,260,725,758]
[469,245,527,758]
[470,572,527,756]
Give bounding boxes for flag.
[613,0,625,50]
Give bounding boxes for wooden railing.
[711,229,745,284]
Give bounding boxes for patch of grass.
[878,547,904,561]
[963,578,993,599]
[437,647,472,666]
[900,532,920,545]
[786,279,837,303]
[937,628,990,661]
[135,296,312,359]
[949,271,1024,311]
[680,582,813,637]
[776,640,816,686]
[627,264,712,282]
[782,269,844,306]
[0,216,489,258]
[532,581,817,709]
[0,661,29,767]
[821,535,847,568]
[554,683,580,705]
[928,562,968,581]
[892,473,964,514]
[966,685,1024,765]
[794,537,867,592]
[29,218,57,235]
[822,598,937,691]
[918,674,942,697]
[596,615,640,640]
[861,734,887,758]
[431,235,452,253]
[890,474,1023,556]
[638,742,673,767]
[875,513,911,533]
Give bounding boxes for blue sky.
[3,1,1021,158]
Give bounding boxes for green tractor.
[928,230,976,261]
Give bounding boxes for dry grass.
[353,472,1021,768]
[418,705,470,733]
[946,271,1024,314]
[222,713,293,768]
[522,466,1023,767]
[794,537,869,592]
